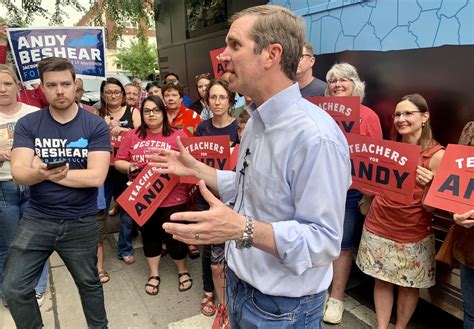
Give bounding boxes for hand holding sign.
[416,165,435,187]
[163,180,244,245]
[453,210,474,228]
[147,136,201,179]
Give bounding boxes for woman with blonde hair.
[0,64,48,306]
[323,62,383,324]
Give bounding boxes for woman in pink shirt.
[115,95,192,295]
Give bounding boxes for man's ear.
[263,43,283,70]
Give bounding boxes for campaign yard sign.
[7,27,106,83]
[347,134,420,204]
[307,96,360,136]
[209,47,226,79]
[424,144,474,214]
[116,165,179,226]
[110,131,128,165]
[180,136,231,184]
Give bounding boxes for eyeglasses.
[392,111,421,119]
[165,80,179,86]
[143,107,161,115]
[299,54,313,61]
[104,90,122,96]
[327,78,352,85]
[209,95,229,102]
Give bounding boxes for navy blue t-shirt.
[196,119,239,144]
[13,108,111,219]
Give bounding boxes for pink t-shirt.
[116,128,189,207]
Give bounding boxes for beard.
[50,97,75,111]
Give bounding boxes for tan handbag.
[435,225,455,267]
[358,195,374,216]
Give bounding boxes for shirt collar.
[247,83,302,129]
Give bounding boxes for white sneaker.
[36,293,45,307]
[323,297,344,324]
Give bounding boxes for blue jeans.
[3,215,107,329]
[0,181,48,297]
[341,189,364,249]
[104,168,133,258]
[117,210,134,258]
[226,268,326,328]
[461,265,474,329]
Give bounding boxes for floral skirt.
[356,226,436,288]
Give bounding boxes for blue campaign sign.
[7,27,106,83]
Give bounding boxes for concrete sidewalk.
[0,218,372,329]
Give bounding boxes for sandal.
[201,293,216,316]
[188,245,200,259]
[178,272,193,292]
[98,270,110,284]
[145,276,160,296]
[121,255,135,265]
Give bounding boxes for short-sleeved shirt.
[300,77,327,97]
[169,104,202,137]
[115,128,189,207]
[0,103,39,181]
[196,119,239,144]
[13,108,111,219]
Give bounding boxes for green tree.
[0,0,154,33]
[115,39,157,80]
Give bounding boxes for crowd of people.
[0,4,472,329]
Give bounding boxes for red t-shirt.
[115,128,189,207]
[0,44,7,64]
[360,104,383,138]
[169,104,202,137]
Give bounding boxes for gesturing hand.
[162,180,245,245]
[147,136,200,178]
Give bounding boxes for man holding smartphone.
[4,57,111,329]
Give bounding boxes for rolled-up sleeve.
[272,138,351,275]
[216,169,237,204]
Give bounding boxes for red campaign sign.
[209,47,227,79]
[180,135,231,184]
[347,133,420,204]
[110,131,128,165]
[116,165,179,226]
[424,144,474,215]
[306,96,361,136]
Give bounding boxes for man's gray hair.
[230,5,305,80]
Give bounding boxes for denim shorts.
[341,189,364,249]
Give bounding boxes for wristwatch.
[235,215,255,249]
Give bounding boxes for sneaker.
[323,297,344,324]
[36,293,45,307]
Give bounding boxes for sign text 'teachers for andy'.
[116,165,179,226]
[347,134,420,204]
[424,144,474,214]
[307,96,361,136]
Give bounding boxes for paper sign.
[180,135,231,184]
[110,131,128,165]
[307,96,361,135]
[209,47,226,79]
[7,27,106,84]
[347,133,420,204]
[424,144,474,215]
[116,165,179,226]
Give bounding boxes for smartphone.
[46,160,67,170]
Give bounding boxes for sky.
[0,0,90,27]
